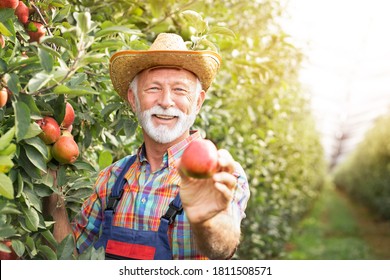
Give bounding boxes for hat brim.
[110,50,222,102]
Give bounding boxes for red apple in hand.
[15,1,29,24]
[36,116,61,144]
[179,139,218,179]
[0,0,19,9]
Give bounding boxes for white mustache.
[147,106,185,119]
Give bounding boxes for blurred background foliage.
[0,0,327,259]
[333,113,390,220]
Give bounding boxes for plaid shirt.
[72,131,250,260]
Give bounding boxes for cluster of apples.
[0,0,46,44]
[36,102,79,165]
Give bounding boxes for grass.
[284,184,374,260]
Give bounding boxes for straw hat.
[110,33,222,101]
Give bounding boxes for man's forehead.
[140,66,197,80]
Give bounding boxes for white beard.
[135,100,198,144]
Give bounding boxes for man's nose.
[158,88,175,109]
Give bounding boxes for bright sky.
[281,0,390,166]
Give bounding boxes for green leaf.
[91,40,124,51]
[0,173,14,199]
[18,148,41,180]
[57,165,66,187]
[57,234,75,260]
[53,94,66,124]
[0,155,14,173]
[94,26,142,38]
[208,26,236,38]
[38,48,54,73]
[38,244,57,260]
[23,145,47,173]
[72,161,97,172]
[0,126,15,151]
[41,230,57,249]
[25,236,37,256]
[15,172,23,198]
[0,224,17,239]
[0,144,16,156]
[74,11,91,34]
[0,8,16,22]
[24,137,49,159]
[22,207,39,232]
[38,44,62,59]
[11,240,25,258]
[101,102,121,119]
[4,73,19,95]
[23,187,42,213]
[0,58,7,73]
[68,73,87,87]
[40,171,54,187]
[27,72,53,93]
[123,119,138,138]
[98,150,113,170]
[181,10,208,34]
[13,101,31,142]
[18,94,41,117]
[78,53,106,67]
[197,37,218,52]
[0,242,11,253]
[23,122,43,140]
[54,85,99,96]
[43,36,70,49]
[0,22,12,36]
[53,4,71,23]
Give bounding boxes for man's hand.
[178,148,238,224]
[178,148,242,259]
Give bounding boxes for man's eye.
[146,87,160,92]
[174,88,187,93]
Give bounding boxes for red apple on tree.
[0,87,8,108]
[0,34,5,48]
[0,240,18,260]
[0,0,19,9]
[51,135,79,164]
[15,1,29,24]
[179,139,219,179]
[61,102,75,129]
[26,21,45,43]
[36,116,61,144]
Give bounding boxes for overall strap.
[106,155,137,212]
[161,193,183,225]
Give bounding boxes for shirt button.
[141,197,146,204]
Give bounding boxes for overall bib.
[93,155,183,260]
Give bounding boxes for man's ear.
[127,89,136,112]
[196,90,206,114]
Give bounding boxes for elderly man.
[48,33,249,260]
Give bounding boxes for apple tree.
[1,0,326,260]
[0,0,144,259]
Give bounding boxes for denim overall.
[93,155,183,260]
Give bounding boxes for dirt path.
[335,188,390,259]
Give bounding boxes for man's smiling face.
[128,67,205,144]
